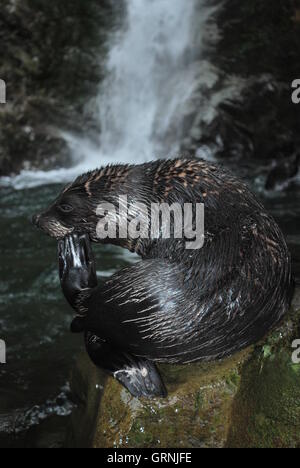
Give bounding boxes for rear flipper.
[113,355,167,398]
[85,332,167,398]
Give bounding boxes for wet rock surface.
[265,153,299,190]
[1,0,299,182]
[0,0,118,176]
[183,0,300,190]
[68,288,300,448]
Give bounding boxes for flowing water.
[4,0,208,190]
[0,184,138,447]
[0,0,299,448]
[0,0,204,447]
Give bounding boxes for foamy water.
[1,0,221,190]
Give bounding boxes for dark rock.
[183,0,300,182]
[0,0,119,176]
[265,154,300,190]
[216,0,298,81]
[68,289,300,448]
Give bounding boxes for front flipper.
[86,332,167,398]
[58,233,97,324]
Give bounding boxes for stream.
[0,0,299,448]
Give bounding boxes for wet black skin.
[57,232,167,398]
[57,234,97,333]
[32,159,294,398]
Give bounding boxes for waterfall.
[95,0,196,161]
[5,0,216,189]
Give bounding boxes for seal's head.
[32,175,100,241]
[32,165,131,242]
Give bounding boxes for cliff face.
[0,0,117,176]
[1,0,299,186]
[182,0,300,189]
[68,288,300,449]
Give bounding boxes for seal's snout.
[32,210,75,239]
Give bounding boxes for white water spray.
[3,0,217,190]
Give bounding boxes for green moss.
[69,290,300,448]
[227,301,300,448]
[69,349,248,448]
[194,391,204,411]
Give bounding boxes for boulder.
[0,0,116,176]
[68,288,300,448]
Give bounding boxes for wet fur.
[35,159,293,395]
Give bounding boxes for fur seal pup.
[33,158,294,398]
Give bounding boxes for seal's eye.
[58,204,73,214]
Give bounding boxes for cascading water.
[1,0,300,448]
[0,1,221,445]
[96,0,196,161]
[0,4,217,441]
[3,0,216,189]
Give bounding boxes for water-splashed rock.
[68,288,300,448]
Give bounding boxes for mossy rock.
[68,288,300,448]
[227,287,300,448]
